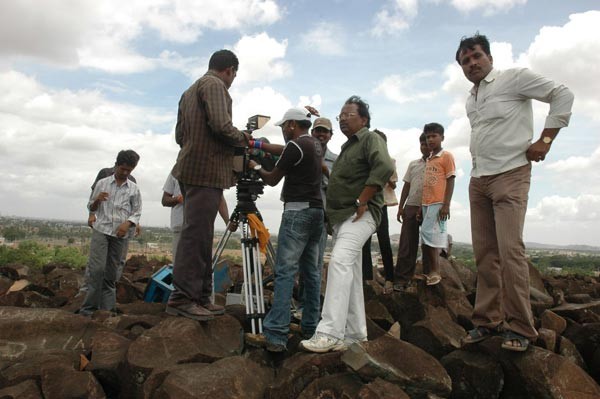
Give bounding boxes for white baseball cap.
[274,107,312,126]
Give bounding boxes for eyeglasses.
[336,112,357,121]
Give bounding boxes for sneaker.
[166,302,214,321]
[300,332,346,353]
[202,302,225,315]
[265,341,286,353]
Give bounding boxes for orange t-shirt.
[422,150,456,205]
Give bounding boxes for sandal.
[383,281,394,294]
[463,326,499,345]
[501,331,530,352]
[426,273,442,286]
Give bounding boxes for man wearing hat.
[248,107,324,352]
[293,117,338,320]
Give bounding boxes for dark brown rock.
[479,336,600,398]
[40,365,106,399]
[366,299,395,331]
[540,309,567,335]
[367,316,389,341]
[102,314,164,333]
[0,379,43,398]
[440,349,503,399]
[558,336,587,370]
[357,377,410,399]
[0,264,29,279]
[0,350,79,387]
[0,307,105,362]
[264,351,345,399]
[377,292,426,333]
[297,372,363,399]
[563,322,600,376]
[116,276,143,304]
[449,259,476,292]
[341,334,452,398]
[152,356,272,399]
[537,328,558,352]
[566,293,594,304]
[88,330,131,397]
[116,301,166,315]
[404,305,466,358]
[551,301,600,323]
[0,275,13,296]
[124,315,243,396]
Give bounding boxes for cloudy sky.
[0,0,598,246]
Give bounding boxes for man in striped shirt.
[166,49,250,321]
[79,150,142,316]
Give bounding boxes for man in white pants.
[301,96,394,352]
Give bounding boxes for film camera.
[233,114,272,211]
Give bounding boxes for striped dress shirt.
[88,175,142,239]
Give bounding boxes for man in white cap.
[248,108,324,352]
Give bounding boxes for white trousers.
[316,211,377,340]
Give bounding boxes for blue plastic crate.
[144,264,174,303]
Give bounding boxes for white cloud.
[371,0,419,36]
[374,72,438,104]
[300,22,346,56]
[521,11,600,121]
[528,194,600,222]
[450,0,527,16]
[233,33,292,85]
[0,70,178,227]
[0,0,282,73]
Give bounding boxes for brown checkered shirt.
[172,71,245,188]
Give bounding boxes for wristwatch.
[542,136,553,144]
[253,164,262,171]
[355,199,368,207]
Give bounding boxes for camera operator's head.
[209,49,239,89]
[311,117,333,150]
[274,108,312,142]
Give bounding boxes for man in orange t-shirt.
[421,123,455,285]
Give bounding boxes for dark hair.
[423,122,444,136]
[344,95,371,128]
[116,149,140,167]
[455,33,491,64]
[208,49,239,72]
[419,132,427,142]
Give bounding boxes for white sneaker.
[300,332,346,353]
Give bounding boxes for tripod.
[212,184,276,334]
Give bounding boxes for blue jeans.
[263,207,324,347]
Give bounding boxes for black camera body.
[233,115,271,212]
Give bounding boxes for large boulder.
[40,365,106,399]
[404,305,466,358]
[124,315,243,396]
[264,352,345,399]
[357,377,410,399]
[0,307,105,361]
[441,350,504,399]
[551,301,600,324]
[151,356,272,399]
[341,335,452,398]
[479,336,600,398]
[297,372,363,399]
[0,379,43,399]
[0,350,79,388]
[88,330,132,397]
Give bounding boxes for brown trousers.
[469,163,537,340]
[394,205,420,282]
[169,184,222,305]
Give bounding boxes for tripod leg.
[241,222,257,334]
[252,241,265,334]
[212,225,234,269]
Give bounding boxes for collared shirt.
[422,149,456,205]
[403,157,426,207]
[88,175,142,239]
[326,127,394,227]
[321,147,338,208]
[466,67,574,177]
[172,70,246,188]
[162,173,183,230]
